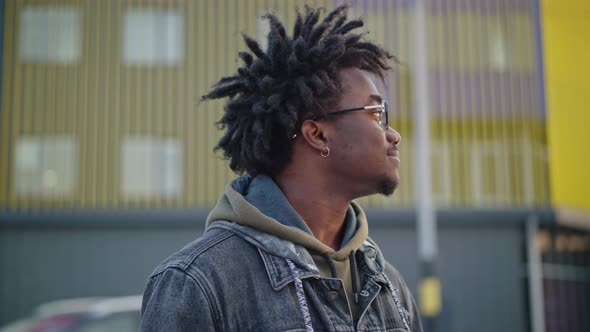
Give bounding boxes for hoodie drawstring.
[321,253,337,278]
[286,259,314,332]
[349,251,359,304]
[322,251,360,304]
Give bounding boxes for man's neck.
[275,172,351,251]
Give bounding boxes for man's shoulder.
[149,226,253,279]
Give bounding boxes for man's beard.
[379,178,398,196]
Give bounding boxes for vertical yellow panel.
[488,3,503,208]
[528,16,547,206]
[168,0,178,208]
[185,0,197,206]
[52,6,68,207]
[496,2,511,207]
[130,3,141,207]
[508,11,526,207]
[205,0,215,206]
[98,0,109,206]
[0,0,17,206]
[62,41,76,208]
[199,0,210,206]
[141,2,154,208]
[195,0,210,206]
[498,2,513,207]
[121,1,132,208]
[459,12,470,206]
[459,8,472,207]
[526,12,547,206]
[68,1,81,207]
[463,5,479,207]
[44,16,57,208]
[221,0,237,193]
[20,0,32,208]
[145,7,155,208]
[107,0,121,207]
[484,13,503,208]
[432,10,447,207]
[444,1,460,207]
[396,7,412,207]
[171,0,185,208]
[78,0,89,206]
[25,9,41,209]
[212,0,227,206]
[90,0,102,207]
[478,4,492,208]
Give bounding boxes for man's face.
[325,67,401,198]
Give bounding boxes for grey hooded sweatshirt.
[140,175,423,331]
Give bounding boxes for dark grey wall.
[0,214,530,332]
[370,223,527,332]
[0,225,204,326]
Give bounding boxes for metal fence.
[538,226,590,332]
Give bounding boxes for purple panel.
[428,69,543,118]
[333,0,413,11]
[426,0,532,13]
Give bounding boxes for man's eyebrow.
[367,94,382,104]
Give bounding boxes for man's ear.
[300,119,331,152]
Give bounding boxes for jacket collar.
[209,221,389,290]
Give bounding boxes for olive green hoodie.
[206,175,369,318]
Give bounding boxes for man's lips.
[387,150,400,165]
[386,149,399,158]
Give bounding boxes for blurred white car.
[0,295,141,332]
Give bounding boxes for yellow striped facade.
[0,0,549,211]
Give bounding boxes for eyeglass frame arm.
[309,103,387,121]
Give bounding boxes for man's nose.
[386,127,401,146]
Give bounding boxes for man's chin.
[379,178,398,196]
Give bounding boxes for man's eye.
[372,110,383,120]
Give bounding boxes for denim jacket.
[140,220,423,331]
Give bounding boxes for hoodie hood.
[206,175,368,262]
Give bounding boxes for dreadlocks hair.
[202,5,396,176]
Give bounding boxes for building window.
[469,141,511,204]
[120,137,183,198]
[401,138,453,207]
[19,6,81,63]
[431,141,453,206]
[15,136,78,196]
[123,9,184,65]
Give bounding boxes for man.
[140,5,422,332]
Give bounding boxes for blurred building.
[0,0,588,331]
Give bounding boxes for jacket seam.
[184,230,236,267]
[186,267,223,330]
[159,266,222,330]
[150,229,236,276]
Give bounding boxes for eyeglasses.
[310,100,389,128]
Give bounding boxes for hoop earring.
[321,147,330,158]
